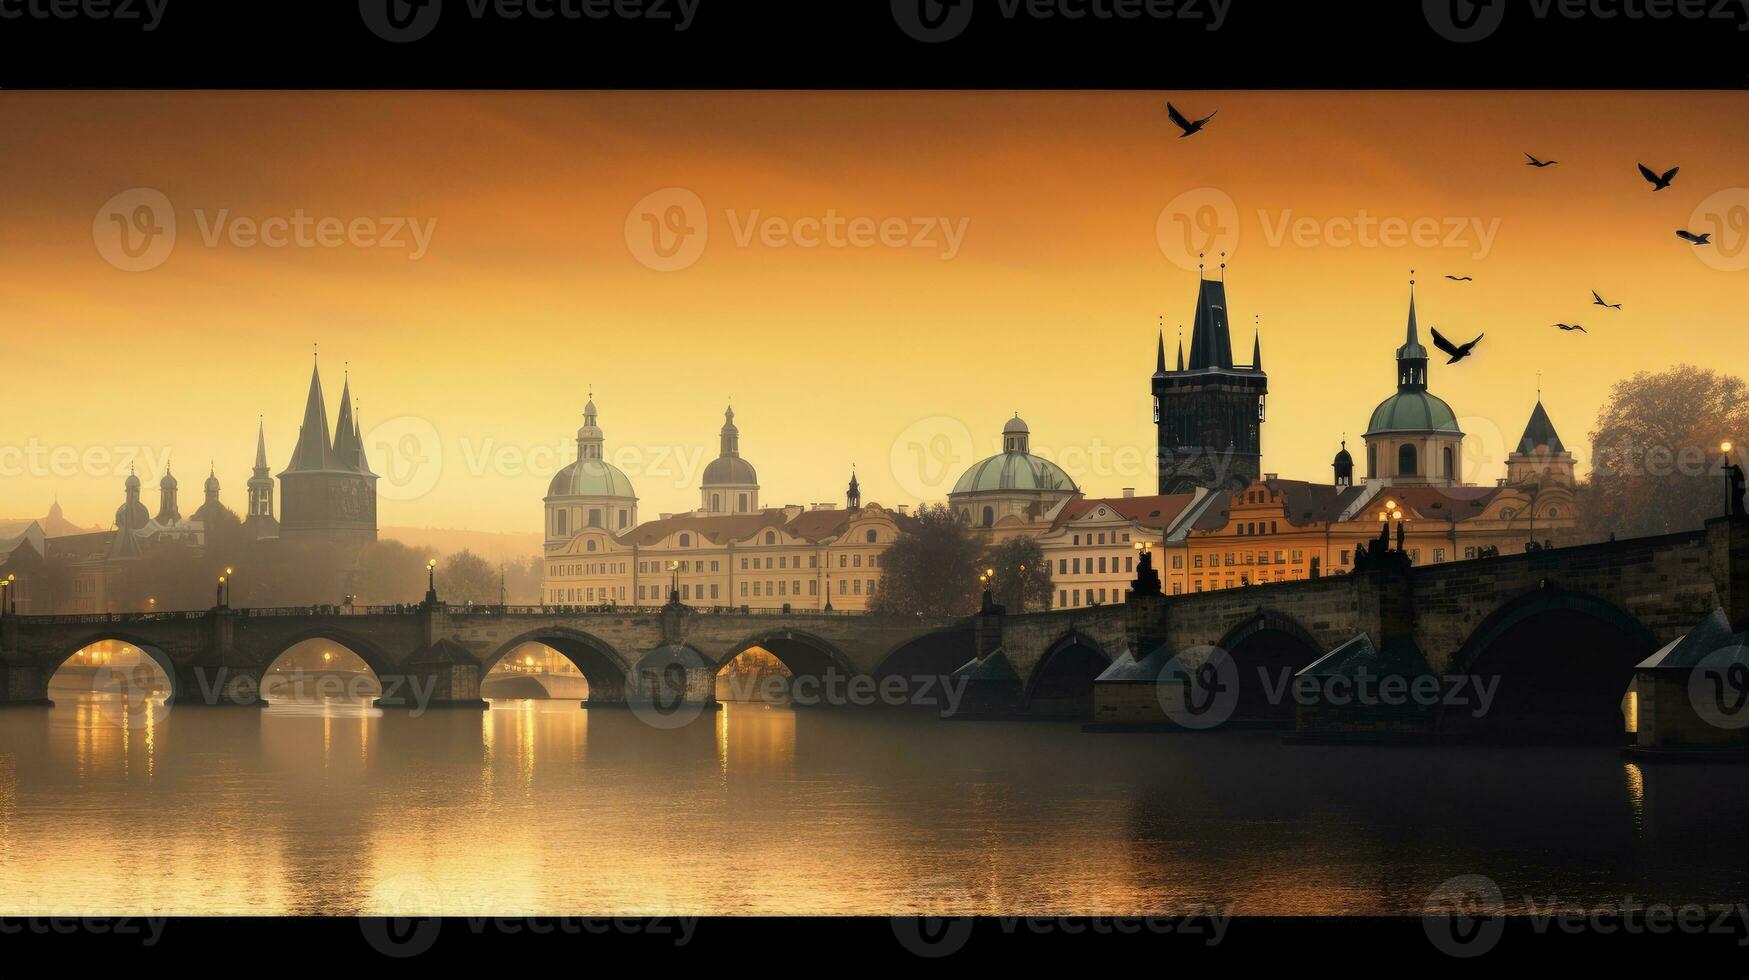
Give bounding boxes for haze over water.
[2,696,1748,916]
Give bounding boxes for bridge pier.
[375,639,489,711]
[165,664,271,708]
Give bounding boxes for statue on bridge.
[1130,548,1163,598]
[1729,455,1747,518]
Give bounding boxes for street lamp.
[225,566,236,608]
[217,576,227,609]
[425,559,439,606]
[1723,441,1745,517]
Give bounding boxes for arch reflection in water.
[48,639,173,730]
[261,639,382,702]
[480,642,590,701]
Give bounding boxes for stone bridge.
[961,519,1737,737]
[3,519,1743,738]
[0,601,971,710]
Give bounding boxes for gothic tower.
[277,357,378,545]
[1154,266,1268,494]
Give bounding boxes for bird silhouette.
[1445,275,1474,282]
[1638,163,1680,191]
[1555,323,1588,333]
[1677,229,1713,245]
[1167,101,1217,138]
[1591,290,1622,310]
[1431,327,1483,364]
[1524,153,1558,168]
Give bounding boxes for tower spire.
[1253,316,1262,370]
[1155,326,1167,376]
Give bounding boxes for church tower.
[155,466,180,524]
[277,356,378,546]
[1154,262,1268,494]
[245,418,279,539]
[1362,280,1466,487]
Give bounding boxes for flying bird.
[1166,101,1217,138]
[1591,290,1622,310]
[1430,327,1484,364]
[1677,229,1713,245]
[1524,153,1558,168]
[1638,163,1680,191]
[1555,323,1588,333]
[1445,275,1474,281]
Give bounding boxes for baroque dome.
[953,452,1078,495]
[1366,390,1461,436]
[702,454,758,486]
[547,458,636,499]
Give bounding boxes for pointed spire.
[1406,271,1421,347]
[286,354,334,472]
[254,416,269,471]
[1252,316,1262,370]
[1155,328,1167,376]
[1516,399,1567,455]
[1176,330,1185,371]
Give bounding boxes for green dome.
[952,452,1078,495]
[1366,390,1462,435]
[547,458,636,499]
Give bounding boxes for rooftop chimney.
[1121,488,1136,498]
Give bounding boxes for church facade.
[539,400,913,612]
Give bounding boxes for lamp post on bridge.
[1724,441,1746,519]
[425,559,440,607]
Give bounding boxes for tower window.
[982,506,994,527]
[1443,446,1455,480]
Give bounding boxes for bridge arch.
[266,627,400,680]
[48,633,178,698]
[479,627,630,688]
[1021,630,1112,718]
[1213,609,1327,726]
[716,629,858,681]
[1443,584,1659,741]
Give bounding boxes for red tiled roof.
[1370,485,1507,523]
[618,504,911,548]
[1053,493,1198,531]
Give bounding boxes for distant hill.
[380,526,542,564]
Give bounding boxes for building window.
[765,531,776,544]
[738,493,748,512]
[589,509,602,527]
[555,510,567,536]
[680,533,691,547]
[1443,446,1455,479]
[711,493,721,512]
[982,506,994,527]
[1398,443,1419,476]
[866,530,877,543]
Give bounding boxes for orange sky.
[1,91,1745,533]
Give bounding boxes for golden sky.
[1,91,1745,533]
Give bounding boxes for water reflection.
[1,698,1749,915]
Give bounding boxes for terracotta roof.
[1052,493,1197,531]
[1372,485,1507,523]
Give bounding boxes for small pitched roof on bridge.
[951,650,1020,682]
[1638,608,1749,671]
[411,638,476,665]
[1298,633,1431,681]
